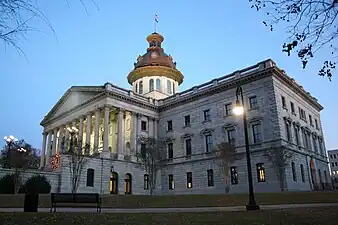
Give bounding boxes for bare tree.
[249,0,338,80]
[264,146,294,191]
[0,139,39,193]
[65,140,90,194]
[0,0,98,53]
[214,142,239,193]
[135,136,166,195]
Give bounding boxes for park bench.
[50,193,101,213]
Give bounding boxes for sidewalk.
[1,203,337,213]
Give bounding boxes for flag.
[155,14,159,23]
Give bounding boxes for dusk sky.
[1,0,337,151]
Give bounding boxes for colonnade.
[39,105,158,168]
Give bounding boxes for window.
[86,168,94,187]
[141,121,147,131]
[285,121,291,142]
[291,162,297,182]
[172,81,175,94]
[300,164,305,182]
[313,136,318,153]
[230,167,238,185]
[224,103,232,116]
[290,101,295,114]
[135,83,138,93]
[168,174,174,190]
[186,172,193,188]
[185,139,192,156]
[149,79,154,92]
[294,125,300,145]
[227,129,236,146]
[335,155,337,158]
[184,115,190,127]
[318,138,324,155]
[207,169,214,187]
[203,109,211,121]
[168,143,173,159]
[140,143,146,157]
[256,163,265,182]
[144,174,149,190]
[167,80,172,94]
[156,78,161,90]
[309,115,313,126]
[167,120,173,131]
[281,96,286,109]
[302,129,309,149]
[331,155,333,159]
[205,134,213,153]
[324,170,328,183]
[331,163,334,167]
[252,124,262,143]
[299,107,306,120]
[249,96,258,109]
[315,119,319,130]
[139,80,143,94]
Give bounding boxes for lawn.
[0,207,337,225]
[0,191,337,208]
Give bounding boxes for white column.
[57,126,64,153]
[149,117,154,137]
[46,132,53,166]
[86,113,92,146]
[154,118,158,139]
[103,106,110,152]
[52,128,58,155]
[40,132,47,168]
[78,117,84,145]
[117,108,125,159]
[131,112,137,154]
[64,124,70,151]
[94,109,101,153]
[137,113,142,135]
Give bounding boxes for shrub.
[0,174,16,194]
[21,175,51,194]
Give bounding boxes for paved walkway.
[0,203,337,213]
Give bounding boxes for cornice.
[272,68,323,111]
[159,68,273,111]
[127,66,184,85]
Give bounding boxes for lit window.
[168,174,174,190]
[144,174,149,190]
[187,172,193,188]
[207,169,214,187]
[230,167,238,185]
[256,163,265,182]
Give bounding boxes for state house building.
[39,32,330,194]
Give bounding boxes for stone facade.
[37,33,330,195]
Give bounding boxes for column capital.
[117,108,126,114]
[79,115,86,121]
[42,131,48,136]
[136,113,142,118]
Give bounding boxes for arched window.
[135,83,138,93]
[139,81,143,94]
[156,78,161,90]
[110,172,118,194]
[86,168,94,187]
[172,81,175,94]
[149,79,154,92]
[291,162,297,181]
[144,174,149,190]
[125,173,132,195]
[167,80,172,94]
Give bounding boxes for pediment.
[41,86,104,125]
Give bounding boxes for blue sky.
[1,0,337,150]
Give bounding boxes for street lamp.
[233,86,260,211]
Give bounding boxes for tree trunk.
[223,166,230,193]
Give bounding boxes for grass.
[0,207,337,225]
[0,191,337,208]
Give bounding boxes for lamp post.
[233,86,260,211]
[3,135,18,168]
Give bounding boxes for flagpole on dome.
[154,14,159,33]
